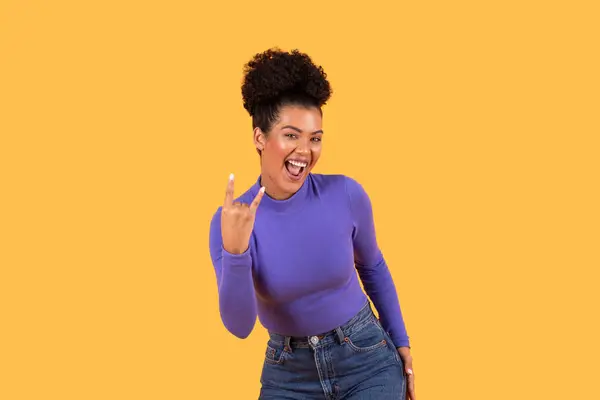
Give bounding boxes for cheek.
[265,140,289,165]
[312,146,322,160]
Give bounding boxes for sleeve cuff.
[391,336,411,349]
[221,245,252,267]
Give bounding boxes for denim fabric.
[259,302,407,399]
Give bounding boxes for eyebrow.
[281,125,324,134]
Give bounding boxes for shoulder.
[308,173,371,216]
[309,173,363,194]
[310,173,367,198]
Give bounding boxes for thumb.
[405,361,413,376]
[402,356,413,376]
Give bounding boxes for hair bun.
[241,48,332,116]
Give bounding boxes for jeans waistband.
[268,300,377,349]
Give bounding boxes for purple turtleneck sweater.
[208,173,410,348]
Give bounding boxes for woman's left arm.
[345,176,416,398]
[345,176,411,348]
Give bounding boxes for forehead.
[274,105,322,131]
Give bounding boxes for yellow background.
[1,1,599,399]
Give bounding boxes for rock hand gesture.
[220,174,265,255]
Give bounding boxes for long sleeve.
[208,207,258,338]
[345,177,411,348]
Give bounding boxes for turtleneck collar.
[251,173,312,213]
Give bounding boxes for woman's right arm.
[208,207,258,339]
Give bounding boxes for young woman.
[209,48,416,399]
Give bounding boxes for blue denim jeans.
[259,301,407,399]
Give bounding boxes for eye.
[285,133,297,139]
[311,137,322,142]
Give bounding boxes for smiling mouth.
[285,159,308,179]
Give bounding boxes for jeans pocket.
[344,318,388,353]
[378,324,405,368]
[264,341,287,365]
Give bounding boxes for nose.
[296,137,310,154]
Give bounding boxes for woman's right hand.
[221,173,265,254]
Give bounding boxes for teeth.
[287,160,308,168]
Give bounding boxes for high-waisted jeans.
[259,301,407,399]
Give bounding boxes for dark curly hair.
[241,48,332,137]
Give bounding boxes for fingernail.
[229,173,234,180]
[260,186,265,193]
[407,369,413,375]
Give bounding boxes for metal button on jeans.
[310,336,319,345]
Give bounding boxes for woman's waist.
[264,297,376,347]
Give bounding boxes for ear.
[253,127,266,152]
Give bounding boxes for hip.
[260,301,406,399]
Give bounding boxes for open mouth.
[284,159,308,181]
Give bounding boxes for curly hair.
[241,48,332,135]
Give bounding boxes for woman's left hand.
[397,347,415,399]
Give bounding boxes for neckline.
[251,173,312,213]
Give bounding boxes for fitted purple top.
[208,173,410,347]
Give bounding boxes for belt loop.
[335,327,345,344]
[284,336,292,353]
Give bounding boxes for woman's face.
[255,105,323,200]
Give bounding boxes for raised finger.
[249,186,266,213]
[224,173,235,207]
